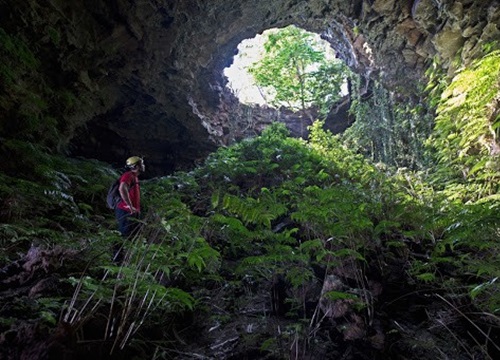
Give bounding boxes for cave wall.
[0,0,499,176]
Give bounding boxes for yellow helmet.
[126,156,143,167]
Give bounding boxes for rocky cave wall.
[1,0,499,176]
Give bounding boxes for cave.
[2,0,496,176]
[2,1,500,359]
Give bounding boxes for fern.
[221,192,288,228]
[427,50,500,201]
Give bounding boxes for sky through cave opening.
[223,25,348,114]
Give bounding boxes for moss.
[0,27,39,72]
[46,26,60,46]
[427,49,500,200]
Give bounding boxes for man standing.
[115,156,145,237]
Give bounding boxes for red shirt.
[117,171,140,213]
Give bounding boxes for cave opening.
[223,25,349,121]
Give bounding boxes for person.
[115,156,145,238]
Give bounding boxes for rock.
[0,0,498,175]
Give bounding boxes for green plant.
[426,50,500,201]
[6,88,500,358]
[247,25,348,119]
[47,26,60,45]
[62,206,221,353]
[343,78,433,170]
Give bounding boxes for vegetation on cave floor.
[1,50,500,360]
[1,119,500,359]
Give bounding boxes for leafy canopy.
[248,25,347,118]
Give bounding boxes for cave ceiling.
[1,0,499,176]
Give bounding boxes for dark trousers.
[114,208,139,263]
[115,208,138,237]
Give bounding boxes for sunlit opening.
[224,26,347,111]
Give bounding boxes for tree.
[247,26,347,119]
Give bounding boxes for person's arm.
[119,182,137,213]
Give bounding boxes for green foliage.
[6,85,500,356]
[62,196,221,352]
[426,50,500,201]
[343,77,433,170]
[221,191,288,228]
[0,154,117,263]
[248,25,348,118]
[0,28,53,146]
[424,56,449,109]
[0,27,39,80]
[324,290,360,301]
[291,185,373,240]
[47,26,61,46]
[0,27,87,156]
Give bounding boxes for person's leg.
[115,208,132,236]
[128,213,142,237]
[114,208,132,263]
